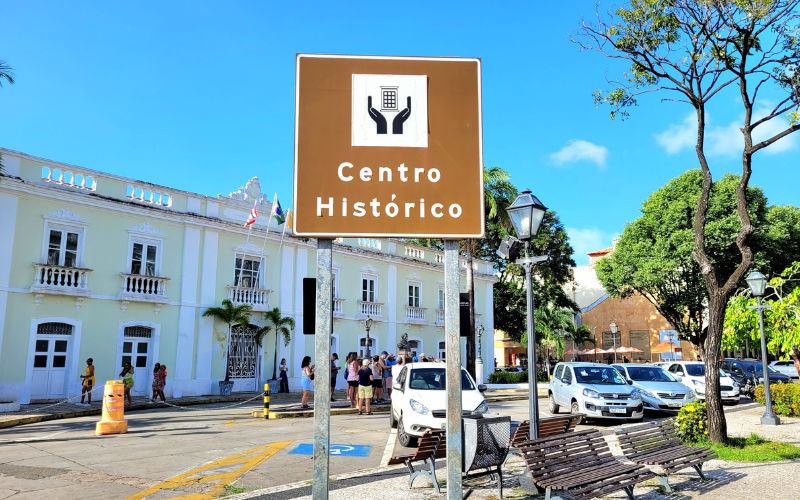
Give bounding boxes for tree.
[580,0,800,443]
[0,60,14,87]
[564,323,595,361]
[203,299,253,381]
[263,307,295,381]
[596,170,770,352]
[724,262,800,357]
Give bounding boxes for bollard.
[263,383,270,419]
[96,380,128,435]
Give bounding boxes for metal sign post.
[311,238,333,499]
[444,240,463,499]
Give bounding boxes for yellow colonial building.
[0,148,497,403]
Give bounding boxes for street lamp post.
[609,321,619,364]
[476,324,485,384]
[364,317,373,359]
[506,188,548,440]
[666,332,675,361]
[746,270,780,426]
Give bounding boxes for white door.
[122,338,151,395]
[31,335,70,399]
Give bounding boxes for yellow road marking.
[224,418,263,427]
[127,440,292,500]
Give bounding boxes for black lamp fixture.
[507,189,548,242]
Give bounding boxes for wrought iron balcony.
[228,285,271,311]
[120,274,169,303]
[406,306,427,323]
[32,264,91,296]
[358,301,383,318]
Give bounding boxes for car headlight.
[582,388,600,399]
[686,390,696,400]
[636,389,654,398]
[475,401,489,414]
[409,399,429,415]
[691,379,705,388]
[629,389,642,399]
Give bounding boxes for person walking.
[279,358,289,393]
[346,352,359,407]
[330,353,340,401]
[119,361,134,406]
[384,354,395,398]
[80,358,95,405]
[371,355,382,403]
[151,362,163,402]
[357,358,373,415]
[300,356,314,409]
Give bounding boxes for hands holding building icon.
[367,96,411,135]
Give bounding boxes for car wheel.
[570,400,580,415]
[397,414,417,447]
[549,393,560,414]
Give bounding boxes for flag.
[271,194,286,225]
[244,202,258,227]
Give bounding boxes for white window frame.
[407,281,421,308]
[42,222,85,268]
[332,268,341,299]
[438,340,446,360]
[437,286,445,310]
[127,236,163,277]
[234,253,265,289]
[358,336,377,359]
[407,338,423,358]
[361,273,377,303]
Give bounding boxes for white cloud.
[655,108,797,157]
[566,227,619,265]
[549,140,608,168]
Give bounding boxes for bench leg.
[428,456,441,494]
[544,486,552,500]
[657,475,673,493]
[694,463,707,481]
[495,465,503,499]
[624,485,635,500]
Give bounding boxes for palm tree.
[564,323,594,361]
[463,167,517,376]
[535,306,574,372]
[0,60,14,87]
[263,307,295,381]
[203,299,253,381]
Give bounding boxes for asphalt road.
[0,396,753,499]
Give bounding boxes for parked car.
[548,362,643,421]
[390,362,488,446]
[722,359,792,386]
[769,360,799,380]
[666,362,740,404]
[612,363,696,412]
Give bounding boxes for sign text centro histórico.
[293,54,484,238]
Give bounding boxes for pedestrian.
[119,361,134,406]
[80,358,95,405]
[383,353,395,398]
[151,362,163,402]
[330,353,340,401]
[300,355,314,409]
[158,364,167,402]
[357,358,373,415]
[371,355,382,402]
[346,352,359,407]
[279,358,289,393]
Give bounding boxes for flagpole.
[260,193,278,255]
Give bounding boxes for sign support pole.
[444,240,463,499]
[312,238,333,500]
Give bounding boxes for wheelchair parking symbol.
[288,443,371,457]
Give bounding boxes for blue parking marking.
[288,443,372,457]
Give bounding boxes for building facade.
[0,148,496,403]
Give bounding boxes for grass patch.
[223,484,247,496]
[693,433,800,462]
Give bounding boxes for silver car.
[548,362,644,421]
[613,364,696,412]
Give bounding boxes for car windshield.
[627,366,677,382]
[408,368,475,391]
[574,366,626,385]
[685,364,705,376]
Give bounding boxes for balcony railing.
[436,308,445,325]
[358,301,383,318]
[228,285,271,310]
[333,298,345,316]
[406,306,426,323]
[32,264,91,295]
[120,274,169,302]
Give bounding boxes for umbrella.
[615,346,643,353]
[580,347,608,355]
[564,348,582,355]
[651,341,681,354]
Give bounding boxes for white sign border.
[293,53,485,239]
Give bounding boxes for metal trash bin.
[462,414,511,497]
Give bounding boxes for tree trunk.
[703,295,727,443]
[466,251,476,377]
[272,330,279,381]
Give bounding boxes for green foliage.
[596,170,780,348]
[487,370,549,384]
[0,60,14,87]
[675,400,708,443]
[754,383,800,417]
[693,433,800,462]
[723,262,800,356]
[263,307,296,380]
[202,299,253,329]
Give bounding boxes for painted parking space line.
[380,428,397,467]
[126,440,292,500]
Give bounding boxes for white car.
[666,362,740,404]
[769,360,799,380]
[390,362,488,446]
[549,362,644,421]
[612,363,696,412]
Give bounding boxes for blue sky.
[2,1,798,264]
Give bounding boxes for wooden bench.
[387,429,447,493]
[616,419,716,493]
[510,414,584,447]
[518,429,655,500]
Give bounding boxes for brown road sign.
[293,54,484,238]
